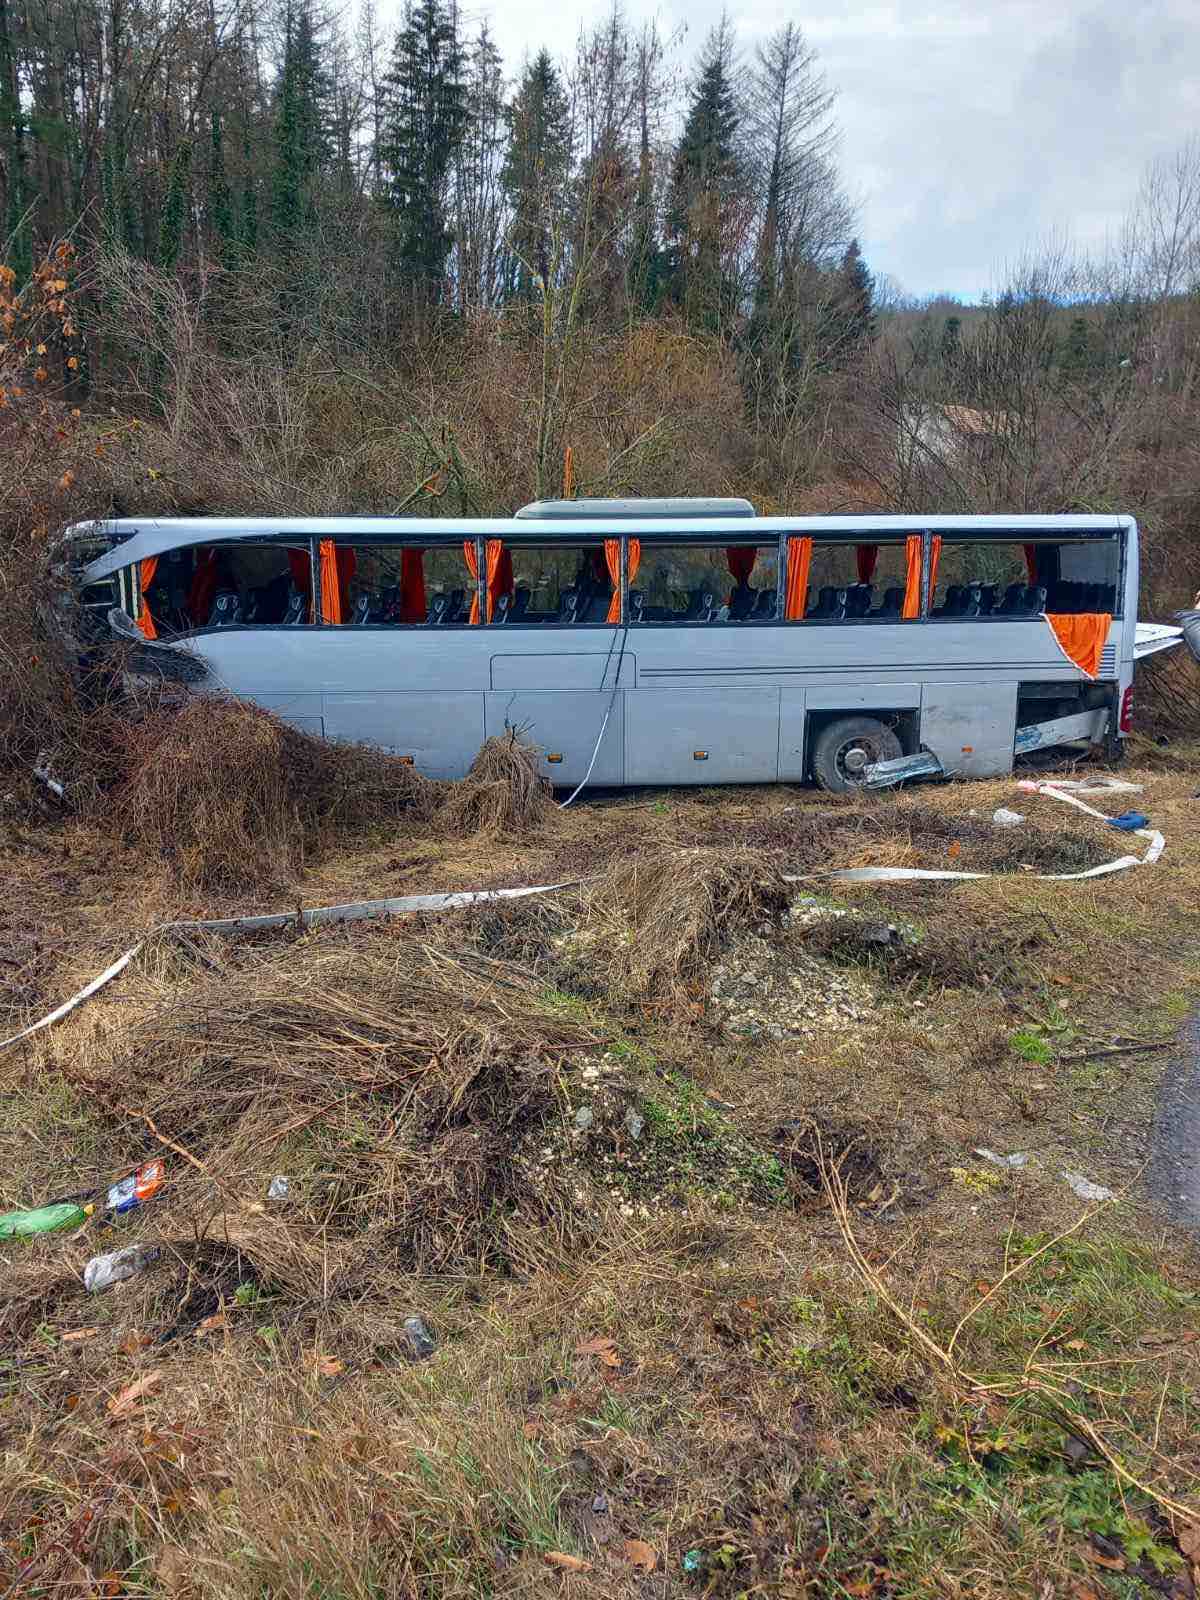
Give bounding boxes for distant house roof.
[939,404,1013,437]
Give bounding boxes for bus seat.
[976,582,997,615]
[580,593,614,623]
[999,582,1026,614]
[349,591,377,625]
[811,586,847,620]
[728,582,756,620]
[427,592,450,625]
[208,591,242,627]
[1026,585,1047,614]
[492,592,512,624]
[511,586,531,621]
[281,585,307,625]
[444,588,467,623]
[752,589,777,621]
[627,589,645,623]
[845,583,872,618]
[557,586,582,625]
[872,587,903,618]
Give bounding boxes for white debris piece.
[991,808,1025,828]
[1062,1170,1116,1203]
[975,1148,1031,1169]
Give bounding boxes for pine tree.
[664,16,741,326]
[208,114,236,267]
[157,141,191,272]
[0,0,32,286]
[502,48,571,299]
[1060,314,1092,377]
[271,0,332,245]
[833,238,875,357]
[380,0,468,301]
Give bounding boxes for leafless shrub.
[436,732,555,840]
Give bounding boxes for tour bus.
[69,500,1141,792]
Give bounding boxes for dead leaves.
[574,1335,620,1369]
[106,1371,162,1420]
[543,1551,592,1572]
[622,1538,657,1571]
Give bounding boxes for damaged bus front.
[64,505,1185,792]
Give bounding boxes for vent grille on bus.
[1099,642,1116,676]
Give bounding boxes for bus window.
[779,539,910,622]
[930,541,1034,618]
[1044,540,1120,616]
[631,542,779,623]
[500,543,611,624]
[140,543,315,636]
[321,543,475,624]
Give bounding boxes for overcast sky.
[468,0,1200,302]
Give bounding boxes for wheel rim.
[834,737,881,784]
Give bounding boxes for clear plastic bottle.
[106,1159,165,1215]
[83,1243,161,1292]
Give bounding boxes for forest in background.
[1,0,1199,616]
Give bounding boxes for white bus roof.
[74,511,1133,583]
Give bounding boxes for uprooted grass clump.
[49,927,605,1301]
[577,846,791,1009]
[436,731,555,840]
[800,903,1053,992]
[97,696,440,891]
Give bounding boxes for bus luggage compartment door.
[625,687,780,785]
[484,691,624,787]
[919,681,1019,779]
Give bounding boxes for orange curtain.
[604,539,621,622]
[929,535,942,602]
[901,535,923,619]
[186,548,219,625]
[785,536,812,620]
[400,549,426,623]
[463,539,480,623]
[319,540,355,624]
[137,556,158,639]
[855,544,878,583]
[1046,612,1111,678]
[1023,544,1038,583]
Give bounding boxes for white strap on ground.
[0,781,1165,1055]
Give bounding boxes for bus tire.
[810,716,902,793]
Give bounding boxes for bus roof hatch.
[514,497,757,520]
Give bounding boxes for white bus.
[70,500,1151,791]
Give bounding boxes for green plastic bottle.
[0,1201,93,1238]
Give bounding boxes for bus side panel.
[625,687,780,784]
[920,681,1019,778]
[322,690,485,779]
[484,690,624,787]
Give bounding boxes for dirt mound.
[47,927,605,1320]
[436,731,555,839]
[575,846,791,1010]
[99,697,438,891]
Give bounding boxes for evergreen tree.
[157,140,191,273]
[380,0,468,300]
[664,16,741,326]
[0,0,32,285]
[832,237,875,357]
[271,0,332,245]
[502,49,571,299]
[207,114,236,268]
[1060,314,1092,377]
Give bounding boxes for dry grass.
[94,697,438,892]
[579,845,791,1010]
[436,731,556,841]
[3,757,1200,1599]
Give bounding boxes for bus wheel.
[811,716,902,793]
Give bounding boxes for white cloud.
[455,0,1200,297]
